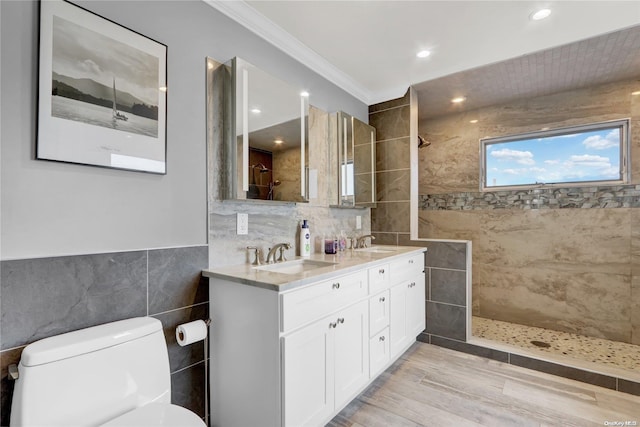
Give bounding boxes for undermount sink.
[253,259,337,275]
[355,246,398,254]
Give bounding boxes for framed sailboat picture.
[37,0,167,174]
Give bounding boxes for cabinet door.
[282,317,335,427]
[369,327,390,377]
[369,290,390,337]
[407,274,426,337]
[389,281,409,358]
[333,300,369,405]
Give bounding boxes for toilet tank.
[10,317,171,426]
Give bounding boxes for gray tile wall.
[369,91,412,245]
[419,241,469,343]
[0,245,208,426]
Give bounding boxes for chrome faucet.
[356,235,376,248]
[266,242,291,263]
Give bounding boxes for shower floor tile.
[473,316,640,373]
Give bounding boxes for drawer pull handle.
[329,322,337,329]
[379,268,385,274]
[332,282,340,289]
[337,317,345,324]
[379,296,386,302]
[379,336,386,342]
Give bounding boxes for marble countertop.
[202,245,426,292]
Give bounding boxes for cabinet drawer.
[369,290,390,337]
[281,271,367,332]
[389,253,424,285]
[368,263,390,294]
[369,327,390,377]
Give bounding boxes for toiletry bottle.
[300,220,311,257]
[339,230,347,251]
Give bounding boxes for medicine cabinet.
[216,57,309,202]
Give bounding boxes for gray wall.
[0,0,367,260]
[0,1,367,425]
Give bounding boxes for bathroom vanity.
[203,245,426,427]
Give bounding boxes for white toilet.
[10,317,206,427]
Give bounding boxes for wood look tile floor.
[328,343,640,427]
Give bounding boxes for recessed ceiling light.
[530,8,551,21]
[251,108,261,114]
[300,91,310,97]
[451,96,466,103]
[274,139,283,144]
[632,90,640,96]
[469,119,478,124]
[416,50,431,59]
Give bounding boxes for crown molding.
[203,0,373,105]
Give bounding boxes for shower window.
[480,119,629,190]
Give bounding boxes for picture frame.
[37,0,167,174]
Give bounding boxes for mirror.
[335,111,376,207]
[225,57,309,202]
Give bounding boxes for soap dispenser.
[300,220,311,257]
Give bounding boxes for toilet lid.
[101,403,206,427]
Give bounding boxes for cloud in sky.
[582,129,619,150]
[490,148,535,165]
[544,159,560,165]
[567,154,611,168]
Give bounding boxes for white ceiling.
[206,1,640,106]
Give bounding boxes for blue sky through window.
[485,126,622,188]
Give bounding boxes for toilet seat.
[101,402,206,427]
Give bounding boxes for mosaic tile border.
[419,184,640,211]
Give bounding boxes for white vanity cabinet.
[205,247,425,427]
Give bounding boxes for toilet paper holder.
[176,319,211,344]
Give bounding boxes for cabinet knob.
[379,268,385,274]
[337,317,345,324]
[332,282,340,289]
[379,336,386,342]
[409,259,414,264]
[409,282,415,288]
[379,296,386,302]
[329,322,337,329]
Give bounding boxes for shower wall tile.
[371,232,398,246]
[376,170,411,202]
[426,301,466,341]
[371,201,410,234]
[171,361,207,419]
[430,268,466,306]
[148,245,209,314]
[424,241,467,270]
[368,90,409,114]
[376,137,410,172]
[0,251,147,350]
[632,275,640,345]
[153,303,208,374]
[369,104,410,141]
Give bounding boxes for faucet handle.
[277,243,291,262]
[246,246,263,265]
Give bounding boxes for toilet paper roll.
[176,320,208,347]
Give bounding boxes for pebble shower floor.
[473,316,640,372]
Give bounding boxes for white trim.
[203,0,373,104]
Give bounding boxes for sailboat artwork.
[112,77,128,122]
